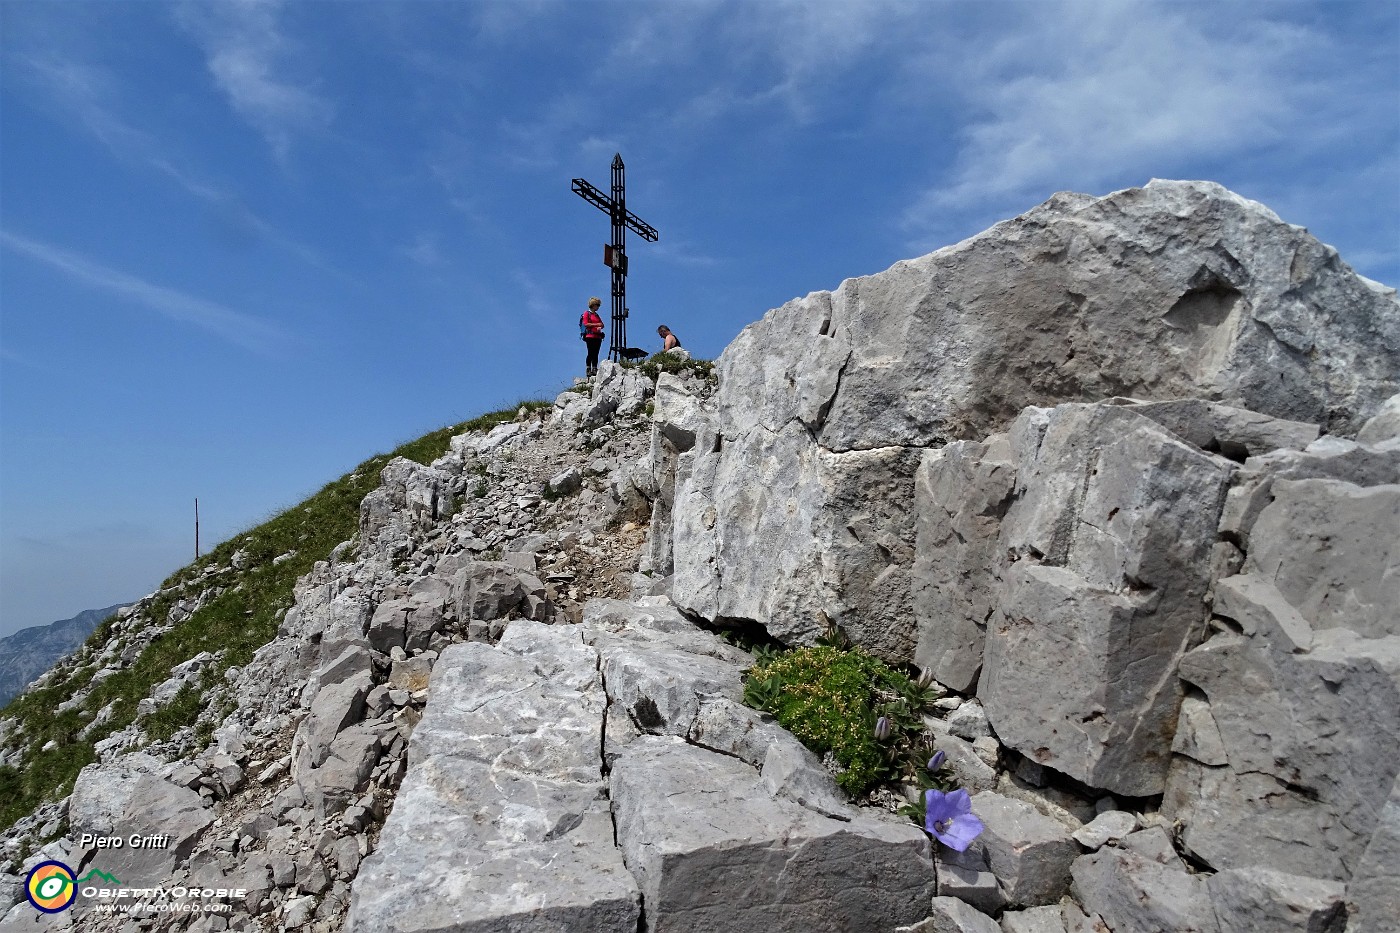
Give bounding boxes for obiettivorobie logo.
[24,856,241,917]
[25,860,77,913]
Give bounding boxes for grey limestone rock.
[946,700,993,741]
[1164,630,1400,880]
[1219,435,1400,553]
[347,624,638,930]
[970,791,1079,908]
[452,560,527,622]
[1071,846,1218,933]
[935,849,1007,915]
[673,418,924,659]
[686,694,800,765]
[981,403,1233,796]
[302,725,382,820]
[67,753,213,886]
[1106,396,1320,460]
[757,736,855,821]
[291,669,371,779]
[1204,867,1346,933]
[386,656,432,692]
[283,894,317,929]
[1348,773,1400,933]
[644,378,715,577]
[1171,692,1229,766]
[1239,477,1400,640]
[347,622,640,932]
[468,420,523,455]
[1071,810,1140,850]
[584,360,653,426]
[1160,402,1400,885]
[999,906,1069,933]
[311,645,372,692]
[611,736,933,932]
[1211,574,1316,652]
[583,600,749,762]
[360,457,455,539]
[653,372,709,451]
[402,574,453,651]
[581,599,857,821]
[913,436,1017,691]
[1119,826,1185,869]
[366,598,410,653]
[548,465,583,495]
[897,896,1002,933]
[311,589,375,664]
[1357,391,1400,445]
[926,720,999,794]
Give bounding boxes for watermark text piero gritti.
[79,832,171,849]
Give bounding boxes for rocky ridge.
[1,179,1397,933]
[0,362,683,930]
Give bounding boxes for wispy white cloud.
[400,232,444,268]
[899,3,1349,232]
[580,136,623,163]
[602,1,916,130]
[511,270,556,322]
[0,345,53,374]
[14,51,342,277]
[1,231,287,354]
[17,55,146,153]
[652,238,720,268]
[176,0,333,161]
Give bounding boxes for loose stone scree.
[572,153,659,363]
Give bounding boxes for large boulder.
[610,737,934,932]
[585,360,654,426]
[66,753,213,889]
[580,598,751,763]
[1070,846,1218,933]
[669,180,1399,657]
[347,622,641,932]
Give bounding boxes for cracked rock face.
[670,179,1399,656]
[1162,427,1400,883]
[346,621,640,933]
[981,403,1235,797]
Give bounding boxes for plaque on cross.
[571,153,659,363]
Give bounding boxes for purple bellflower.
[927,750,946,772]
[924,788,984,851]
[874,716,892,741]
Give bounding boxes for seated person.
[657,325,689,359]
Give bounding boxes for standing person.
[580,297,605,377]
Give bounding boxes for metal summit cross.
[571,153,659,362]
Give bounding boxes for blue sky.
[1,0,1396,638]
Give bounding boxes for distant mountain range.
[0,603,129,707]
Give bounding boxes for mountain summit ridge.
[1,181,1396,931]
